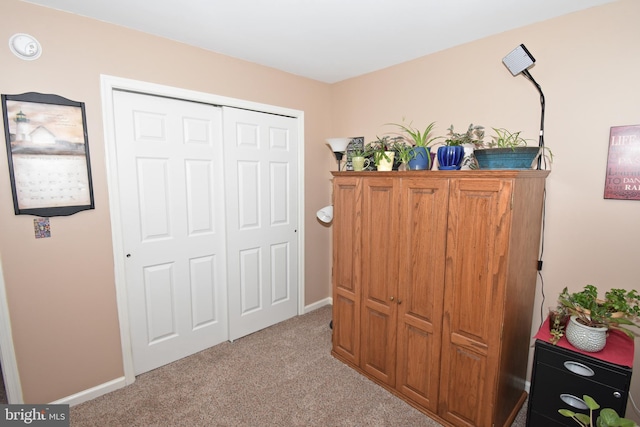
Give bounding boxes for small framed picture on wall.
[604,124,640,201]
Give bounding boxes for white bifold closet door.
[113,90,228,375]
[222,107,299,341]
[112,91,298,375]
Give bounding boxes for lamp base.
[333,151,345,171]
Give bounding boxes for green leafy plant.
[393,139,416,166]
[350,145,371,158]
[366,135,401,166]
[557,285,640,339]
[387,120,438,147]
[483,127,531,149]
[559,395,637,426]
[442,123,484,146]
[549,307,568,345]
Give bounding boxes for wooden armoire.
[331,170,549,427]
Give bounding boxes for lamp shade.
[502,44,535,76]
[316,205,333,223]
[326,138,351,152]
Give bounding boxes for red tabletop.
[534,316,635,368]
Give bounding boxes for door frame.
[0,254,24,403]
[100,75,305,385]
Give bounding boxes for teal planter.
[474,147,540,169]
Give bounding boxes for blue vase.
[407,147,432,170]
[437,146,464,170]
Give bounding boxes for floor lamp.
[325,138,351,171]
[502,44,546,170]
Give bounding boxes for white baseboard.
[304,297,332,313]
[51,376,126,407]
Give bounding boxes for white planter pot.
[565,315,608,352]
[376,151,395,171]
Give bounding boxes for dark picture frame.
[604,124,640,201]
[2,92,95,216]
[345,136,365,171]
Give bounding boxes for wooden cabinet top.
[332,170,550,178]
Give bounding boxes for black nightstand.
[526,335,633,426]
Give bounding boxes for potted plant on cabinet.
[552,284,640,352]
[473,127,547,169]
[387,120,437,170]
[349,145,373,171]
[559,395,637,427]
[392,138,416,171]
[436,123,484,170]
[365,136,401,171]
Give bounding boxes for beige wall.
[3,0,640,420]
[1,0,334,403]
[330,0,640,421]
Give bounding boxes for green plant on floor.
[559,395,637,426]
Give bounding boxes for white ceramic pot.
[376,151,395,171]
[565,315,607,352]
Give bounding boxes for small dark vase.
[407,147,433,170]
[437,146,464,170]
[392,150,402,170]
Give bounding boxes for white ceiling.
[24,0,616,83]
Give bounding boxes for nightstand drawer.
[529,362,627,424]
[527,409,570,426]
[536,341,631,390]
[527,339,632,426]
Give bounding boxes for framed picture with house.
[1,92,95,216]
[604,124,640,201]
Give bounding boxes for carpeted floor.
[70,306,528,426]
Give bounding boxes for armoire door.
[223,107,299,341]
[113,90,228,375]
[395,177,449,412]
[439,178,513,426]
[360,177,399,386]
[331,176,362,366]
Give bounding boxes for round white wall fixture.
[9,33,42,60]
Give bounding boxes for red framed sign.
[604,124,640,200]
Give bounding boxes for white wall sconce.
[316,205,333,224]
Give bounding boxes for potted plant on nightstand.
[553,284,640,352]
[473,127,548,169]
[436,124,484,170]
[388,120,437,170]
